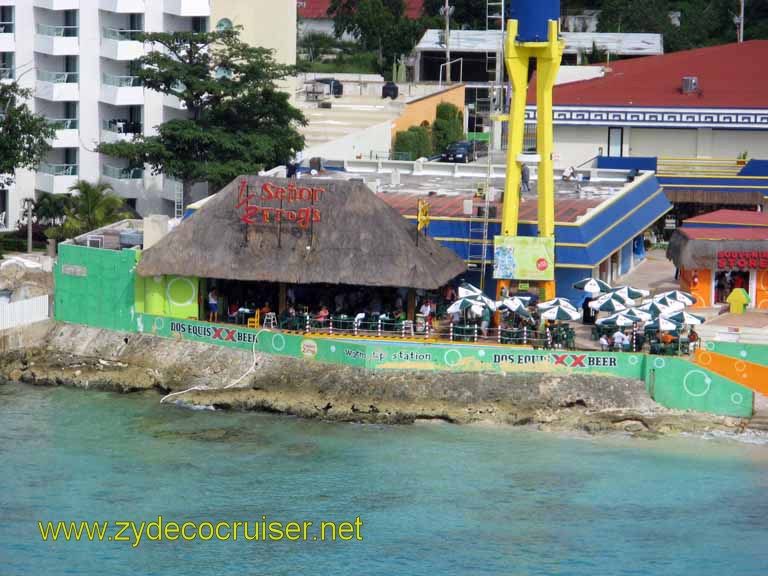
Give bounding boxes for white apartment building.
[0,0,296,230]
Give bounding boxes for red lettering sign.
[717,250,768,269]
[237,181,325,229]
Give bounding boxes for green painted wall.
[55,244,138,332]
[644,356,752,418]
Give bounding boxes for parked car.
[315,77,343,97]
[440,140,487,163]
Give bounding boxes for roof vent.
[682,76,699,94]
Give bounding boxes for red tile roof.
[377,192,602,223]
[684,209,768,227]
[299,0,423,19]
[681,228,768,241]
[529,41,768,109]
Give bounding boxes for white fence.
[0,296,50,331]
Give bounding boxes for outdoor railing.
[103,165,143,179]
[48,118,78,130]
[0,67,14,80]
[103,27,143,41]
[0,22,14,34]
[39,163,78,176]
[36,24,79,38]
[102,119,142,134]
[38,70,79,83]
[102,73,143,87]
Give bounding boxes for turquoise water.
[2,382,768,575]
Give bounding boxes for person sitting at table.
[354,311,366,329]
[260,301,272,319]
[280,306,297,329]
[316,304,329,323]
[660,331,674,345]
[227,301,239,324]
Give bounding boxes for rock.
[8,369,22,381]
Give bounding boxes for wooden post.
[407,289,417,321]
[278,283,287,314]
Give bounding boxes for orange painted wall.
[756,270,768,309]
[391,84,466,138]
[680,268,711,308]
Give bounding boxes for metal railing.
[102,73,143,87]
[0,22,14,34]
[38,70,79,83]
[39,163,78,176]
[0,67,14,80]
[103,27,143,41]
[102,119,142,134]
[103,165,143,179]
[47,118,79,130]
[36,24,79,38]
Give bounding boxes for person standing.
[521,164,530,194]
[208,288,219,323]
[481,306,491,338]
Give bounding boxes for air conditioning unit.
[682,76,699,94]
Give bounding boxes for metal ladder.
[170,179,184,219]
[485,0,505,79]
[468,182,492,291]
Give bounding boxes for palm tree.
[62,180,132,237]
[33,192,71,226]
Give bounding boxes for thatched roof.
[137,175,466,289]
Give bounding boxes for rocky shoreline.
[0,322,752,437]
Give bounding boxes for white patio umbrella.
[610,285,650,300]
[596,313,636,327]
[625,308,653,322]
[457,282,496,309]
[663,310,705,326]
[650,296,687,311]
[573,278,612,294]
[538,298,577,311]
[446,298,485,317]
[644,317,682,332]
[657,290,696,306]
[540,305,581,321]
[589,294,628,313]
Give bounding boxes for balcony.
[163,0,210,17]
[101,119,142,143]
[102,28,145,61]
[99,0,145,12]
[35,25,79,56]
[36,163,78,195]
[47,118,79,148]
[0,22,14,52]
[100,73,143,106]
[102,164,144,197]
[36,70,79,101]
[32,0,80,9]
[163,81,186,110]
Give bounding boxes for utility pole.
[441,0,451,84]
[739,0,745,43]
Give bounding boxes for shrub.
[393,125,433,161]
[432,102,464,153]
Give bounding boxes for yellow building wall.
[211,0,296,92]
[392,84,466,138]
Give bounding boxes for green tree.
[328,0,425,71]
[33,192,71,226]
[0,82,55,194]
[98,28,306,204]
[54,181,132,239]
[394,125,433,160]
[432,103,464,153]
[421,0,487,29]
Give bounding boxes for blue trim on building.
[596,156,658,171]
[739,160,768,176]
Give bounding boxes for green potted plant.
[737,151,749,166]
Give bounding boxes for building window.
[191,17,208,33]
[0,188,7,230]
[608,127,623,157]
[216,18,233,31]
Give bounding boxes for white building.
[1,0,296,230]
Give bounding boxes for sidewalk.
[614,248,678,295]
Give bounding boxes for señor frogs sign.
[236,180,324,230]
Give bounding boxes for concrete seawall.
[0,322,746,434]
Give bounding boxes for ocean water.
[2,382,768,576]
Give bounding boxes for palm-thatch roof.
[137,175,466,289]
